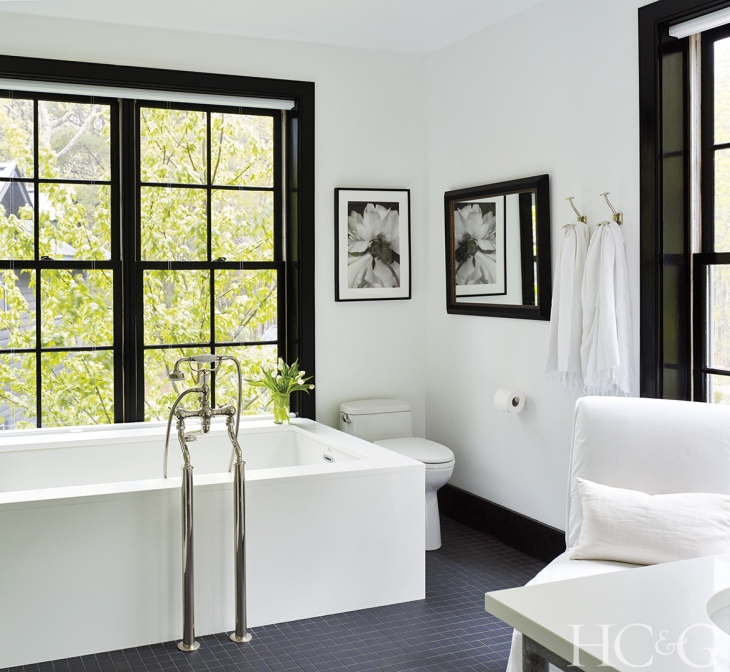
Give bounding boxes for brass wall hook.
[600,192,623,225]
[565,197,587,225]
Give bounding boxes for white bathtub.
[0,418,425,667]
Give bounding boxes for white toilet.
[339,399,455,551]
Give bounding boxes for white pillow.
[569,478,730,565]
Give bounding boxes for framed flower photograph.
[335,188,411,301]
[444,175,552,320]
[452,196,506,296]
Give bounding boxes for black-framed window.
[695,25,730,404]
[0,56,315,429]
[640,0,730,405]
[0,93,120,428]
[132,102,283,421]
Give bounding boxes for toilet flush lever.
[341,413,351,423]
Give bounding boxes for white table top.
[485,554,730,672]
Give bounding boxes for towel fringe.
[583,366,631,397]
[546,370,584,395]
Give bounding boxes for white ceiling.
[0,0,547,55]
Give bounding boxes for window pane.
[212,190,274,262]
[211,113,273,187]
[710,264,730,369]
[143,346,209,422]
[39,183,111,260]
[1,269,35,349]
[215,345,277,416]
[41,350,114,426]
[660,50,691,399]
[144,270,210,345]
[708,374,730,405]
[215,269,277,343]
[0,97,34,178]
[715,149,730,252]
[38,101,110,181]
[41,269,113,348]
[140,108,206,184]
[140,186,207,261]
[0,182,34,260]
[716,37,730,145]
[0,352,36,429]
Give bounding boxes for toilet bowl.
[339,399,455,551]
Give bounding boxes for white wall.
[0,12,428,434]
[2,0,657,530]
[424,0,650,529]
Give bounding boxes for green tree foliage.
[0,99,277,428]
[713,40,730,404]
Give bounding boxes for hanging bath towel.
[545,222,590,393]
[580,220,633,396]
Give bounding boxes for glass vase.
[272,392,291,425]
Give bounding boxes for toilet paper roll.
[494,388,525,414]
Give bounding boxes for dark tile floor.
[4,517,544,672]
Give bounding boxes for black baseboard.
[438,484,565,564]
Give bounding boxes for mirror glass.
[445,175,551,320]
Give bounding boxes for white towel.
[580,220,633,396]
[545,222,590,393]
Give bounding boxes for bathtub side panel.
[0,491,182,667]
[0,467,424,667]
[191,467,425,631]
[246,468,425,626]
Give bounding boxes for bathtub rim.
[0,418,424,510]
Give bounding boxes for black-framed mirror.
[444,174,551,320]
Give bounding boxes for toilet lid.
[374,437,455,464]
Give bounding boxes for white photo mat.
[454,195,506,296]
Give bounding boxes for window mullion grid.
[132,105,281,421]
[206,110,216,406]
[273,112,285,374]
[694,252,730,401]
[697,33,730,401]
[32,99,41,425]
[33,98,39,262]
[35,268,42,427]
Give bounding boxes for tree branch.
[56,109,100,161]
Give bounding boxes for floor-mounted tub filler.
[0,414,425,667]
[162,354,251,652]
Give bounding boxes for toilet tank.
[339,399,413,442]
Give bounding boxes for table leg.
[522,635,575,672]
[523,635,549,672]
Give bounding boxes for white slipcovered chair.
[506,396,730,672]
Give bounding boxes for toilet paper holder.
[494,388,526,414]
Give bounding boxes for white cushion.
[567,397,730,548]
[569,478,730,565]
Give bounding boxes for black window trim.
[694,23,730,400]
[639,0,730,401]
[0,54,316,424]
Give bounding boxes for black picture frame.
[334,188,411,301]
[444,174,551,320]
